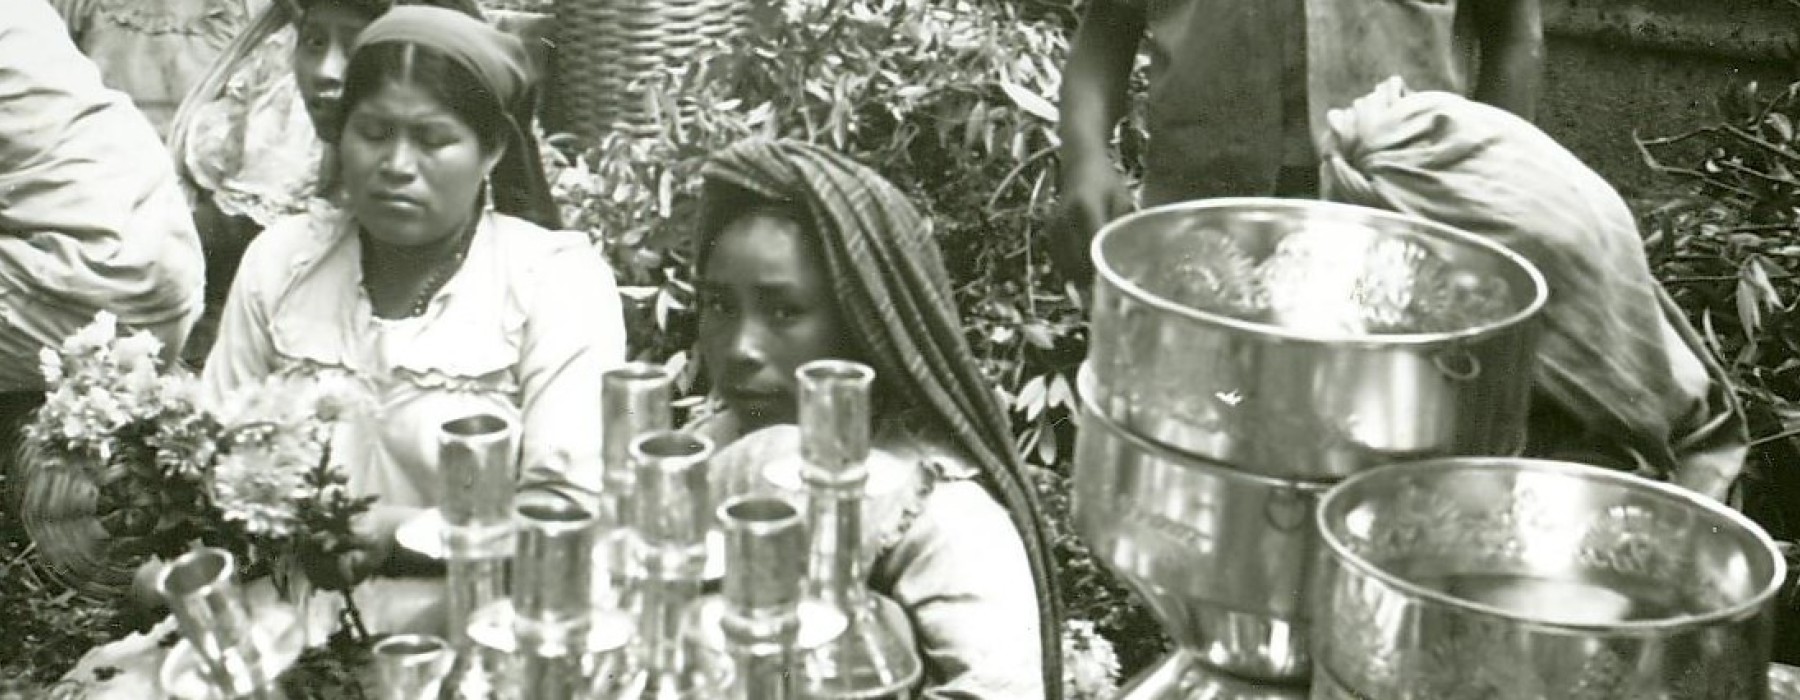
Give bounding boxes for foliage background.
[1634,79,1800,661]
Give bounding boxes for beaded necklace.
[360,214,479,320]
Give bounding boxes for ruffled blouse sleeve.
[199,207,335,400]
[870,456,1046,700]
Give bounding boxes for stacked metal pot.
[1075,197,1797,699]
[1073,198,1550,696]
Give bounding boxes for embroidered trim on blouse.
[389,366,520,397]
[875,460,939,557]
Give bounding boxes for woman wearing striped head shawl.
[692,138,1062,699]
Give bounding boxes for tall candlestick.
[717,496,807,700]
[795,360,922,699]
[515,493,599,699]
[157,547,292,699]
[598,364,675,610]
[438,412,517,649]
[589,431,729,699]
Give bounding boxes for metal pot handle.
[1432,348,1482,382]
[1265,485,1310,533]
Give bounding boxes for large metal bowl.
[1074,367,1327,684]
[1087,199,1548,479]
[1313,458,1785,699]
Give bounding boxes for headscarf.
[697,138,1064,698]
[290,0,485,24]
[1320,78,1748,499]
[347,6,559,229]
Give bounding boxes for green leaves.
[1001,79,1059,124]
[1642,79,1800,552]
[1643,79,1800,380]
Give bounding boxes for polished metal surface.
[156,547,284,697]
[1074,367,1327,684]
[1314,458,1786,699]
[371,634,456,700]
[794,360,924,699]
[613,431,724,699]
[438,413,520,526]
[602,363,676,506]
[1772,663,1800,700]
[717,496,812,699]
[438,413,518,656]
[1087,198,1548,479]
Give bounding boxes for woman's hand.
[1050,154,1133,287]
[299,530,392,592]
[300,505,414,590]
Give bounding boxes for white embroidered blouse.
[201,203,628,507]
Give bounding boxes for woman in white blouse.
[63,8,622,695]
[199,6,624,631]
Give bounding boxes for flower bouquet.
[22,311,378,638]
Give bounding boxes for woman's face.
[698,213,854,431]
[338,79,499,247]
[293,2,374,142]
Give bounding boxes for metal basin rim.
[1315,457,1788,635]
[1090,198,1551,348]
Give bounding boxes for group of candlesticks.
[154,359,924,700]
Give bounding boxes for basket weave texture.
[551,0,750,140]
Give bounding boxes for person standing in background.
[0,0,205,395]
[1049,0,1543,285]
[49,0,267,140]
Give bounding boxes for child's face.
[696,212,854,431]
[293,2,377,142]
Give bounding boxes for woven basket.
[2,402,133,601]
[550,0,750,141]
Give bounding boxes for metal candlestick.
[794,360,922,699]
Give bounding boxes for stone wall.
[1538,0,1798,196]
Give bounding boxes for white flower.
[211,447,308,538]
[158,374,201,408]
[39,347,64,385]
[119,362,163,417]
[111,330,164,375]
[63,311,118,354]
[83,386,130,432]
[301,371,375,424]
[55,403,91,443]
[211,374,300,429]
[1061,619,1120,700]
